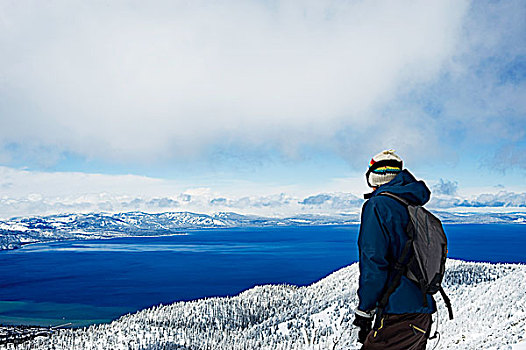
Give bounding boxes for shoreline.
[2,219,525,253]
[0,231,191,252]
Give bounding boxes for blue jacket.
[357,169,436,314]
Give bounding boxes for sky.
[0,0,525,218]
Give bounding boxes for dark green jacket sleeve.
[357,199,390,311]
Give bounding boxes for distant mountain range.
[0,210,524,250]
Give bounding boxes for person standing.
[353,150,435,350]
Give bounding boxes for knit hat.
[366,149,403,188]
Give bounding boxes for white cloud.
[432,179,459,196]
[0,0,475,166]
[299,192,362,209]
[429,191,526,209]
[0,166,525,219]
[466,191,526,208]
[0,166,172,198]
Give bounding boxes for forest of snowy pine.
[3,259,526,350]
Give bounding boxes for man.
[353,149,435,350]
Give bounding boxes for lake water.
[0,224,524,327]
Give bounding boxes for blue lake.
[0,224,524,327]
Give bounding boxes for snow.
[277,320,291,337]
[290,219,311,224]
[5,259,525,350]
[212,219,226,226]
[0,223,29,232]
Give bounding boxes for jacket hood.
[370,169,431,205]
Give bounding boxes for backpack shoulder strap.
[373,191,414,331]
[379,191,410,207]
[439,286,454,320]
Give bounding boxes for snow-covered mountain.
[0,211,360,250]
[6,260,526,350]
[1,211,524,250]
[0,212,358,250]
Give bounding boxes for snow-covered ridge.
[0,211,361,250]
[1,211,524,250]
[8,260,525,350]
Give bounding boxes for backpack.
[373,192,453,329]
